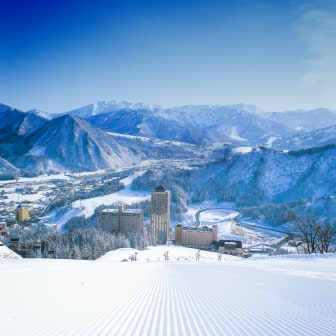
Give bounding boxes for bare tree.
[290,210,321,254]
[290,209,336,254]
[317,221,336,254]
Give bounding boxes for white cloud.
[294,1,336,105]
[300,72,318,88]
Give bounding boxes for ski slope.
[1,246,335,336]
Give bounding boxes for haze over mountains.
[66,101,336,144]
[0,101,335,203]
[1,101,336,173]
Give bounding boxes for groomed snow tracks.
[1,261,335,336]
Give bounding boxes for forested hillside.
[131,145,336,225]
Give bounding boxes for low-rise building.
[99,205,144,235]
[175,225,217,250]
[218,240,243,256]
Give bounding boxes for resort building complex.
[175,224,218,249]
[151,186,170,244]
[99,205,144,235]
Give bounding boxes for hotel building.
[99,205,144,235]
[15,205,29,222]
[151,186,170,244]
[175,225,218,250]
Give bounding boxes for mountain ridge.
[0,101,335,177]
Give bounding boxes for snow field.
[0,244,22,259]
[1,248,335,336]
[71,173,150,219]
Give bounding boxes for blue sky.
[1,0,335,113]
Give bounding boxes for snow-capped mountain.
[87,109,205,144]
[272,124,336,150]
[22,114,143,171]
[216,145,336,203]
[133,144,336,207]
[0,104,48,137]
[261,108,336,131]
[166,105,292,145]
[1,101,336,225]
[26,108,60,120]
[27,101,336,147]
[0,104,25,131]
[0,110,198,173]
[1,101,336,179]
[0,104,48,161]
[0,157,19,179]
[66,100,162,119]
[75,103,292,145]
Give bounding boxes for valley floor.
[1,246,335,336]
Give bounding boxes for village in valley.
[0,168,302,261]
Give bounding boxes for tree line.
[8,204,157,260]
[289,209,336,254]
[9,225,156,260]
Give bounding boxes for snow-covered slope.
[85,103,292,145]
[23,114,141,171]
[0,104,27,132]
[169,105,291,145]
[262,108,336,131]
[66,100,162,119]
[0,104,47,136]
[0,157,19,179]
[11,114,198,173]
[17,112,48,136]
[16,101,336,145]
[0,246,335,336]
[26,108,60,120]
[149,145,336,205]
[0,102,336,206]
[0,243,22,259]
[0,104,48,162]
[272,125,336,150]
[88,109,204,144]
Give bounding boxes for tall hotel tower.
[151,186,170,244]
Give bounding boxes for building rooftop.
[154,185,168,192]
[101,209,143,214]
[178,225,215,232]
[218,240,243,248]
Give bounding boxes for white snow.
[2,173,70,184]
[71,173,150,218]
[1,173,335,335]
[0,243,22,259]
[266,136,277,147]
[107,131,151,142]
[43,207,83,229]
[27,145,46,156]
[0,246,335,336]
[198,208,237,237]
[232,146,253,154]
[230,126,247,141]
